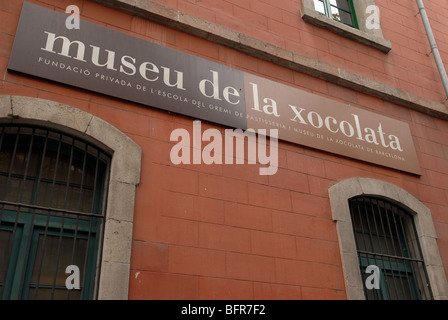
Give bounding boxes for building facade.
[0,0,448,300]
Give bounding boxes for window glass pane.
[311,0,357,28]
[331,0,351,11]
[330,5,353,26]
[0,136,40,205]
[39,143,94,187]
[35,182,94,213]
[330,6,342,21]
[350,199,407,257]
[384,273,413,300]
[28,234,87,300]
[349,197,433,300]
[0,229,13,294]
[0,126,107,214]
[313,0,326,14]
[9,144,40,177]
[28,287,81,300]
[0,177,34,205]
[338,9,353,26]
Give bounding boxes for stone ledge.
[329,177,448,300]
[93,0,448,120]
[300,6,392,53]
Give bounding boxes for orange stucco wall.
[1,0,447,299]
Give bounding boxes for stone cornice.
[93,0,448,120]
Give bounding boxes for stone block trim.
[93,0,448,120]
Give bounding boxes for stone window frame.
[301,0,392,53]
[0,95,142,300]
[329,177,448,300]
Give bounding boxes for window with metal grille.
[0,124,110,300]
[349,197,433,300]
[313,0,358,28]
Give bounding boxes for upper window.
[0,125,110,299]
[313,0,358,28]
[349,197,433,300]
[301,0,392,53]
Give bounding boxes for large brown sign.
[244,73,420,175]
[8,2,247,130]
[8,2,421,175]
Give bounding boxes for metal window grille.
[349,197,433,300]
[0,124,110,300]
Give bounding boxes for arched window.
[329,177,448,300]
[349,196,432,300]
[0,124,110,299]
